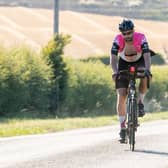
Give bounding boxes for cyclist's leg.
[136,57,148,116]
[116,58,129,142]
[116,87,129,142]
[137,77,147,117]
[139,77,148,103]
[117,88,127,129]
[116,67,129,129]
[117,88,128,142]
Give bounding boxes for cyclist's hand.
[144,69,152,88]
[112,73,118,81]
[144,69,152,78]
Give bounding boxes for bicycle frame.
[118,66,149,151]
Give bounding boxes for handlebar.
[116,66,151,89]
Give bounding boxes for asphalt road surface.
[0,120,168,168]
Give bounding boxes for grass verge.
[0,111,167,137]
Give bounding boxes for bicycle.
[118,66,150,151]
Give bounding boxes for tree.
[42,33,71,115]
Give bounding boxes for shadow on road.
[134,149,168,157]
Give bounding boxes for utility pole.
[54,0,59,34]
[54,0,60,116]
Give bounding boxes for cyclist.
[110,19,152,143]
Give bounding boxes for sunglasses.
[122,31,133,36]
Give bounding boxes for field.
[0,6,168,60]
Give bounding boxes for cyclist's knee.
[117,88,127,97]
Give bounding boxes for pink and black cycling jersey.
[111,32,149,62]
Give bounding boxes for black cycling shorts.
[116,56,145,89]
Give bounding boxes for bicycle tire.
[127,98,137,151]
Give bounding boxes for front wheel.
[127,99,137,151]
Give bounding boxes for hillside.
[60,0,168,21]
[0,0,168,21]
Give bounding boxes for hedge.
[0,45,167,118]
[0,47,52,117]
[61,59,116,117]
[60,58,168,117]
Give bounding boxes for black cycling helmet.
[119,19,134,32]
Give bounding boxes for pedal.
[128,122,133,127]
[119,139,127,144]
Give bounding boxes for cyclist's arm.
[141,40,151,71]
[110,42,119,73]
[143,52,151,71]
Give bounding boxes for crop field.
[0,6,168,60]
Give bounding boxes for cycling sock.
[119,116,126,129]
[138,93,145,104]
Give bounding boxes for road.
[0,120,168,168]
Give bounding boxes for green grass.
[0,111,167,137]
